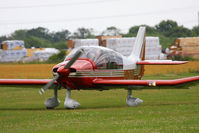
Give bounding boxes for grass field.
[1,72,199,133]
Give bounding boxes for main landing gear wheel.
[126,89,143,107]
[45,85,60,109]
[64,89,80,109]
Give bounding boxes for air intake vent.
[70,68,76,72]
[53,68,58,72]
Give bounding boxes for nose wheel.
[45,85,61,109]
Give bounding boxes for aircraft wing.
[136,60,188,65]
[93,76,199,88]
[0,79,56,85]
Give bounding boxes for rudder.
[129,27,146,60]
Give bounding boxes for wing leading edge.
[0,79,56,85]
[93,76,199,88]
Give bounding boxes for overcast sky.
[0,0,198,36]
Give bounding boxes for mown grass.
[1,73,199,133]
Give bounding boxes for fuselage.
[52,46,144,90]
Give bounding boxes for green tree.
[155,20,192,37]
[24,36,51,48]
[172,26,192,37]
[51,30,71,42]
[126,25,157,37]
[26,27,52,41]
[156,20,178,31]
[0,36,8,44]
[10,30,27,40]
[191,26,199,36]
[73,28,95,39]
[102,26,121,36]
[125,26,139,37]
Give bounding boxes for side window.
[96,61,107,69]
[107,62,118,69]
[95,53,108,69]
[106,55,123,69]
[96,52,123,70]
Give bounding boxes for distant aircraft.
[0,27,199,109]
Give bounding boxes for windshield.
[65,46,123,69]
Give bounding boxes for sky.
[0,0,199,36]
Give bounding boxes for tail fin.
[129,27,146,60]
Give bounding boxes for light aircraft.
[0,27,199,109]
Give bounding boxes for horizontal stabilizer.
[136,60,188,65]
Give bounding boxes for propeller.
[64,49,83,69]
[39,49,83,95]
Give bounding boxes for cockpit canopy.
[65,46,123,69]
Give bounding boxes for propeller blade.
[39,49,83,95]
[39,74,59,95]
[64,49,83,69]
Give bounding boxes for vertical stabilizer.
[123,27,146,70]
[129,27,146,60]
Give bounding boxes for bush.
[171,55,196,61]
[52,41,67,49]
[47,50,66,63]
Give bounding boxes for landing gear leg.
[64,89,80,109]
[126,89,143,107]
[45,85,60,109]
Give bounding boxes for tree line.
[0,20,198,49]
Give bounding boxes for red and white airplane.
[0,27,199,109]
